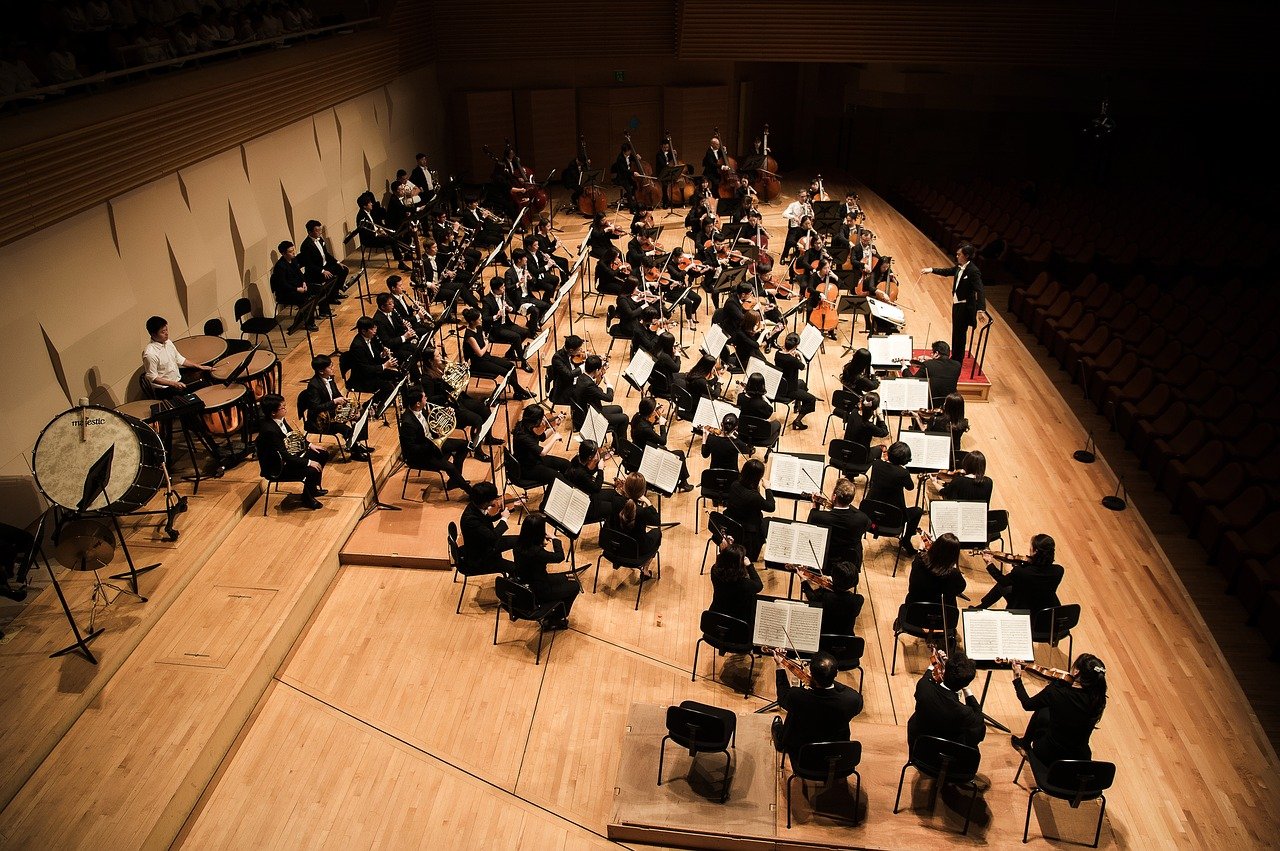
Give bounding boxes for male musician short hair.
[833,478,856,506]
[942,651,978,691]
[932,340,951,357]
[736,284,753,297]
[311,355,332,372]
[376,293,394,309]
[830,561,857,592]
[961,449,986,477]
[809,651,838,688]
[784,332,800,351]
[564,335,583,352]
[259,393,285,418]
[887,441,912,466]
[305,219,321,233]
[145,315,167,335]
[358,191,375,206]
[395,169,407,179]
[511,248,529,263]
[403,387,424,408]
[386,275,402,289]
[525,234,541,249]
[416,152,427,160]
[489,277,505,292]
[585,355,603,373]
[470,481,499,506]
[277,240,293,254]
[958,243,976,260]
[356,316,377,332]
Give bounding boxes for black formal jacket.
[775,669,864,755]
[724,481,775,542]
[806,505,869,573]
[513,538,569,597]
[549,348,581,405]
[564,459,604,495]
[399,407,446,468]
[844,412,890,448]
[702,432,744,471]
[482,292,516,331]
[989,561,1063,611]
[930,262,985,321]
[907,672,986,750]
[710,563,764,627]
[1012,678,1099,763]
[630,413,667,450]
[298,235,340,283]
[916,356,961,404]
[863,458,914,513]
[459,502,510,568]
[410,165,434,194]
[511,425,546,471]
[774,350,806,399]
[347,334,392,387]
[702,147,727,180]
[373,308,412,347]
[802,584,864,636]
[255,419,305,478]
[738,393,775,423]
[905,555,967,608]
[302,374,343,425]
[270,256,307,305]
[573,377,615,413]
[939,475,993,503]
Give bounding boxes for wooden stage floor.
[0,179,1277,850]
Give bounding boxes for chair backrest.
[738,415,773,447]
[911,735,981,781]
[495,576,538,619]
[671,384,694,415]
[699,468,737,498]
[204,318,225,336]
[255,437,285,480]
[861,499,905,534]
[502,447,526,483]
[600,527,642,561]
[986,509,1010,541]
[1043,760,1117,804]
[622,442,642,474]
[296,390,310,421]
[707,511,742,545]
[829,439,870,467]
[794,741,862,783]
[819,633,865,669]
[234,297,252,322]
[1031,604,1081,642]
[700,610,752,646]
[447,521,464,567]
[665,704,731,751]
[898,601,959,636]
[831,389,858,416]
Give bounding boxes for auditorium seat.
[1176,461,1246,535]
[1196,487,1269,562]
[1160,439,1228,506]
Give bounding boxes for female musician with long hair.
[975,533,1063,611]
[911,391,971,458]
[607,472,662,577]
[724,458,775,562]
[514,512,581,630]
[904,531,966,609]
[840,347,880,394]
[511,404,571,486]
[935,449,993,502]
[461,308,534,400]
[737,372,782,444]
[682,354,722,420]
[701,412,751,471]
[1011,653,1108,765]
[709,541,763,628]
[843,390,890,448]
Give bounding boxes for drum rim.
[32,405,165,513]
[212,349,277,380]
[194,384,250,405]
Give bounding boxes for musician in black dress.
[806,478,869,579]
[736,372,782,445]
[460,482,516,574]
[931,449,992,502]
[513,512,581,629]
[356,192,408,270]
[301,355,371,461]
[595,248,637,297]
[1011,653,1108,765]
[523,234,562,298]
[572,355,629,450]
[861,441,918,551]
[774,332,816,430]
[709,541,763,628]
[256,393,330,510]
[772,650,864,764]
[702,412,751,471]
[564,439,622,524]
[724,458,775,563]
[512,405,571,486]
[843,391,890,449]
[483,277,533,371]
[904,532,966,609]
[400,387,474,498]
[923,243,987,363]
[629,397,693,492]
[648,332,682,398]
[840,347,880,394]
[907,649,985,750]
[683,355,723,420]
[461,308,534,400]
[605,472,662,573]
[975,533,1064,612]
[801,561,863,636]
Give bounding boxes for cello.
[663,131,695,206]
[626,131,661,209]
[807,265,840,334]
[755,124,782,202]
[573,135,609,217]
[712,126,738,200]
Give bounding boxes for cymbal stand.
[29,509,103,663]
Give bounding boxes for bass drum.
[32,406,166,514]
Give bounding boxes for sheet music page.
[997,611,1035,660]
[526,327,551,359]
[700,324,728,358]
[867,297,906,326]
[638,445,682,494]
[962,610,1033,661]
[745,357,783,400]
[544,479,590,536]
[692,397,739,431]
[581,406,610,446]
[790,522,830,571]
[868,333,914,367]
[623,349,655,387]
[784,604,824,654]
[899,430,951,471]
[753,599,790,647]
[769,453,826,495]
[878,378,931,412]
[797,323,824,362]
[764,520,796,565]
[474,405,499,447]
[930,500,989,543]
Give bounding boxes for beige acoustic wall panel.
[314,111,350,257]
[178,148,269,313]
[108,181,190,333]
[386,66,448,173]
[662,85,731,165]
[0,308,73,477]
[512,89,577,180]
[335,95,390,210]
[577,87,662,182]
[455,90,515,183]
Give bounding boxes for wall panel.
[513,89,577,180]
[578,87,663,184]
[454,91,516,182]
[662,86,731,166]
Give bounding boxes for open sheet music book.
[930,500,990,544]
[700,324,728,358]
[543,479,591,538]
[692,397,739,431]
[899,430,951,471]
[753,598,822,654]
[745,356,784,400]
[769,453,826,496]
[622,349,655,388]
[867,297,906,328]
[961,609,1033,662]
[581,406,610,446]
[764,520,829,570]
[797,323,824,362]
[868,333,913,368]
[638,444,682,495]
[878,378,931,412]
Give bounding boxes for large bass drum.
[32,405,167,515]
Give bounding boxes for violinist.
[783,190,813,230]
[736,372,782,445]
[513,512,580,630]
[683,354,723,419]
[650,332,683,398]
[696,217,724,269]
[459,481,518,575]
[549,334,585,406]
[974,533,1063,612]
[356,192,409,271]
[587,212,625,259]
[461,308,535,400]
[904,532,966,609]
[912,392,971,459]
[684,196,713,239]
[772,649,863,764]
[701,412,752,471]
[503,249,551,326]
[612,141,641,212]
[1010,654,1108,766]
[482,277,534,372]
[806,478,869,579]
[774,332,817,430]
[596,247,637,297]
[565,439,622,522]
[572,354,630,449]
[630,397,694,492]
[900,341,961,406]
[862,441,916,549]
[610,279,645,341]
[724,457,775,562]
[702,135,731,195]
[907,649,985,751]
[634,308,671,360]
[932,448,991,502]
[840,347,881,394]
[512,404,571,486]
[710,540,763,629]
[606,472,662,576]
[843,390,890,449]
[801,560,864,636]
[732,309,765,368]
[657,247,704,325]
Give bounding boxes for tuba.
[425,403,457,448]
[442,360,470,400]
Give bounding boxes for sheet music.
[929,500,989,544]
[899,430,951,471]
[638,444,682,495]
[543,479,590,537]
[867,297,906,327]
[769,453,826,496]
[752,599,823,653]
[764,520,829,571]
[878,378,931,412]
[581,406,610,446]
[797,323,824,362]
[700,324,728,358]
[962,609,1034,662]
[471,404,500,449]
[526,326,551,359]
[745,357,783,400]
[560,268,580,297]
[868,333,913,368]
[692,397,739,431]
[622,349,655,388]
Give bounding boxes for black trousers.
[525,454,571,486]
[362,232,404,261]
[951,303,973,363]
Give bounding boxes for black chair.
[235,296,286,353]
[255,443,308,515]
[449,521,505,614]
[620,442,643,475]
[700,512,742,574]
[672,384,695,422]
[604,304,631,356]
[1030,604,1081,661]
[297,391,347,460]
[1016,756,1116,847]
[501,448,546,516]
[818,633,866,693]
[204,318,254,355]
[360,233,394,268]
[828,440,873,490]
[494,576,565,665]
[985,509,1010,552]
[694,468,737,531]
[891,602,959,675]
[338,349,378,402]
[738,414,779,458]
[400,448,449,502]
[658,700,737,803]
[594,528,660,610]
[692,610,758,696]
[821,389,860,442]
[861,499,907,575]
[785,741,863,828]
[894,735,983,835]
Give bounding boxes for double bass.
[712,126,738,200]
[572,135,609,217]
[486,141,547,217]
[663,131,695,206]
[625,131,661,209]
[754,124,782,202]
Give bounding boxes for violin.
[586,445,617,471]
[1002,659,1077,685]
[929,646,948,684]
[533,407,566,435]
[571,349,587,365]
[484,494,529,516]
[788,562,834,590]
[610,255,633,276]
[764,647,813,686]
[978,550,1034,564]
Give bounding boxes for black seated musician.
[611,141,641,212]
[269,241,319,325]
[482,277,533,371]
[804,258,845,341]
[512,404,571,486]
[513,512,580,630]
[904,532,967,610]
[907,648,986,751]
[724,458,775,563]
[771,649,864,764]
[736,372,782,445]
[649,334,682,398]
[922,243,987,364]
[356,191,408,270]
[633,308,666,359]
[347,316,403,396]
[793,230,827,285]
[843,390,890,449]
[781,214,815,264]
[564,147,590,207]
[611,278,645,339]
[302,355,371,461]
[522,234,561,298]
[714,281,748,339]
[421,345,500,461]
[682,354,722,420]
[843,229,880,333]
[503,249,550,327]
[587,212,624,259]
[702,412,752,471]
[572,355,630,451]
[531,216,570,275]
[696,218,725,284]
[839,192,861,223]
[929,448,991,504]
[423,239,479,311]
[373,292,422,373]
[461,308,534,400]
[564,439,623,523]
[840,347,880,394]
[665,246,706,323]
[605,472,662,574]
[861,440,916,547]
[1010,653,1108,765]
[709,540,763,629]
[387,169,412,229]
[256,393,330,510]
[387,275,432,337]
[701,134,731,195]
[774,332,816,430]
[461,196,504,247]
[684,196,713,240]
[298,218,350,294]
[731,307,764,369]
[400,386,474,497]
[550,334,585,406]
[596,247,637,297]
[910,391,970,464]
[490,145,524,218]
[142,315,213,397]
[900,340,962,406]
[802,561,864,636]
[460,481,517,574]
[806,477,869,581]
[629,397,693,492]
[734,173,756,207]
[974,533,1063,612]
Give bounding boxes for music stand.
[657,163,688,218]
[811,201,842,236]
[715,196,742,222]
[358,381,405,518]
[712,264,749,300]
[76,445,158,596]
[27,509,103,663]
[469,403,501,483]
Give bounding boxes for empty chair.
[1016,757,1116,847]
[235,296,286,352]
[891,602,959,675]
[658,701,737,803]
[1030,604,1081,661]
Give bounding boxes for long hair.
[941,392,966,425]
[739,458,765,491]
[711,545,749,584]
[518,512,548,548]
[617,472,647,529]
[1072,652,1108,724]
[1029,533,1055,566]
[926,533,962,575]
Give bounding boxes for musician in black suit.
[924,243,987,363]
[907,650,986,752]
[702,136,731,195]
[513,513,580,628]
[573,355,629,450]
[269,241,315,313]
[774,332,816,430]
[423,239,479,310]
[801,561,864,635]
[709,541,763,628]
[503,249,550,326]
[564,440,622,524]
[460,482,516,574]
[806,478,869,579]
[701,412,752,471]
[256,393,330,509]
[736,372,782,446]
[482,277,533,370]
[862,441,922,552]
[1010,653,1108,766]
[356,193,408,270]
[511,405,571,486]
[400,387,473,497]
[387,275,431,337]
[771,650,864,763]
[975,533,1064,612]
[346,316,403,396]
[611,142,641,211]
[298,219,350,292]
[301,355,371,461]
[901,341,962,405]
[629,397,693,492]
[409,152,437,200]
[522,234,562,298]
[372,293,421,368]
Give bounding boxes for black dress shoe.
[305,323,319,332]
[351,449,370,462]
[301,496,323,510]
[791,421,808,431]
[314,488,329,496]
[676,482,694,493]
[445,477,469,492]
[519,362,534,373]
[0,584,27,602]
[473,449,491,462]
[484,435,504,446]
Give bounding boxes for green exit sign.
[614,70,625,82]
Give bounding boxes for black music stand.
[289,277,342,358]
[715,196,742,222]
[358,380,406,518]
[812,201,842,236]
[657,163,687,218]
[712,264,750,300]
[75,446,157,596]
